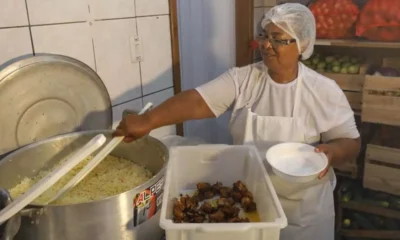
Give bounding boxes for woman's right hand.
[113,113,153,143]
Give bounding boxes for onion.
[375,67,400,77]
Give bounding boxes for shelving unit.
[235,1,400,239]
[315,39,400,49]
[336,181,400,239]
[341,230,400,239]
[341,201,400,220]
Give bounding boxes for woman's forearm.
[146,89,216,129]
[328,138,361,167]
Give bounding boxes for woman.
[114,3,360,240]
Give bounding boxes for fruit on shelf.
[309,0,360,39]
[302,53,365,74]
[356,0,400,42]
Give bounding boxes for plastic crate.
[160,145,287,240]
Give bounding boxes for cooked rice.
[8,155,153,205]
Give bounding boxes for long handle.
[0,134,106,224]
[48,103,153,203]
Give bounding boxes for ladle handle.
[48,103,153,203]
[0,134,106,224]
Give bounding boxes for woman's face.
[259,23,300,71]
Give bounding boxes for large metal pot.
[0,130,168,240]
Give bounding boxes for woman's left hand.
[314,144,336,179]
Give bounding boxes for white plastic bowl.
[266,143,328,183]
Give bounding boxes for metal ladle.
[47,102,154,204]
[0,189,20,240]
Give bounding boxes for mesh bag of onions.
[356,0,400,42]
[309,0,360,39]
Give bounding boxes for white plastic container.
[160,144,287,240]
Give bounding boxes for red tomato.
[373,14,386,25]
[379,29,395,41]
[310,0,359,39]
[381,2,390,13]
[356,0,400,41]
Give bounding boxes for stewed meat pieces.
[172,180,257,223]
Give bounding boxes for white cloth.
[196,62,360,142]
[196,62,360,240]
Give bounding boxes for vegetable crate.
[336,180,400,239]
[363,144,400,196]
[333,115,364,179]
[362,75,400,127]
[334,162,359,180]
[303,53,368,114]
[321,63,368,114]
[382,58,400,70]
[362,57,400,126]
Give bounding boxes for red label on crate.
[133,177,164,227]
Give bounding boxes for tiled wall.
[253,0,275,62]
[0,0,176,138]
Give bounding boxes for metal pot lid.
[0,54,112,155]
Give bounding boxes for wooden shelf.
[315,39,400,49]
[341,229,400,239]
[341,201,400,220]
[334,163,358,179]
[335,170,357,179]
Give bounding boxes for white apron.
[229,65,335,240]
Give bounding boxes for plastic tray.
[160,144,287,240]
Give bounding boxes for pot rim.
[0,129,169,207]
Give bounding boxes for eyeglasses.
[256,34,296,49]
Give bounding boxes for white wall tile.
[0,0,29,28]
[27,0,88,25]
[89,0,135,20]
[112,98,143,129]
[264,0,277,6]
[254,0,263,7]
[254,8,271,63]
[254,49,262,62]
[255,0,276,7]
[264,7,272,15]
[31,23,95,70]
[0,28,32,66]
[135,0,169,16]
[277,0,309,5]
[137,16,173,95]
[93,19,142,106]
[143,88,176,138]
[143,88,174,106]
[254,8,265,38]
[254,7,272,37]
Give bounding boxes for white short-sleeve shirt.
[196,62,360,142]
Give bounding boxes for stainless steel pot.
[0,130,168,240]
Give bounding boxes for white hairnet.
[261,3,316,60]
